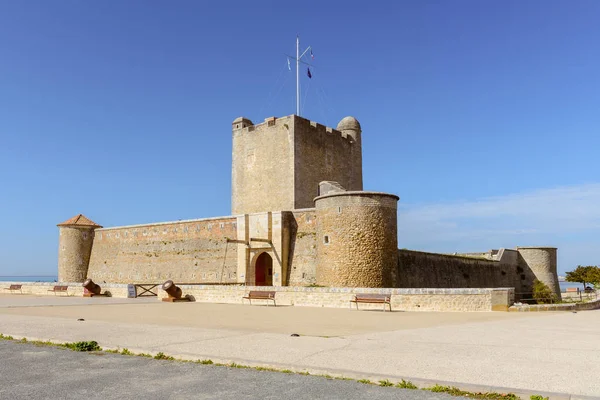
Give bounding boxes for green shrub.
[532,279,556,304]
[154,352,174,360]
[396,379,418,389]
[64,341,101,352]
[530,396,548,400]
[379,379,393,387]
[357,379,372,384]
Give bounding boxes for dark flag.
[307,67,312,79]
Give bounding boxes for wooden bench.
[350,294,392,312]
[48,285,69,296]
[3,284,22,294]
[243,291,276,306]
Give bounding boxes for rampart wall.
[286,209,318,286]
[87,216,238,284]
[397,250,524,293]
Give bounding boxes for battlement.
[232,115,355,143]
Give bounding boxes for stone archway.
[254,252,273,286]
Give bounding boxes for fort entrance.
[254,252,273,286]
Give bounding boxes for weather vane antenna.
[288,35,314,117]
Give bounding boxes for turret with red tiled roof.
[57,214,101,282]
[57,214,102,228]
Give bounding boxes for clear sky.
[1,0,599,276]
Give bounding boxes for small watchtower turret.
[337,116,363,191]
[337,116,361,145]
[57,214,102,282]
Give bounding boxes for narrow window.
[324,235,330,245]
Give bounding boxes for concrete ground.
[0,294,598,398]
[0,340,457,400]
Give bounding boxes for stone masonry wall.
[293,116,362,209]
[316,193,399,288]
[397,250,523,293]
[286,209,318,286]
[58,226,96,282]
[517,247,560,298]
[87,217,238,284]
[0,282,513,312]
[231,116,294,214]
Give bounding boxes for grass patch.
[63,341,101,352]
[196,359,213,365]
[426,384,519,400]
[530,396,548,400]
[357,379,372,385]
[153,352,175,360]
[379,379,393,387]
[0,333,15,340]
[395,379,418,389]
[120,348,133,356]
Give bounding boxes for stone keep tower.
[231,115,363,214]
[57,214,102,282]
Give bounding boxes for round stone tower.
[57,214,102,282]
[337,116,363,191]
[517,247,561,299]
[315,191,399,288]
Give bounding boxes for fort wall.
[293,117,361,209]
[397,249,524,294]
[286,209,318,286]
[58,226,96,282]
[315,192,399,288]
[517,247,561,299]
[87,216,238,284]
[232,116,295,214]
[231,115,362,214]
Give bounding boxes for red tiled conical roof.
[57,214,102,228]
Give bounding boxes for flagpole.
[296,35,300,116]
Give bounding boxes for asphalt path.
[0,341,456,400]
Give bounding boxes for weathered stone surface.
[87,217,238,284]
[517,247,561,299]
[231,115,362,215]
[315,192,399,288]
[58,226,97,282]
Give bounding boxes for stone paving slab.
[0,296,597,397]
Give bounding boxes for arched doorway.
[254,252,273,286]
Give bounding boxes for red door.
[255,253,273,286]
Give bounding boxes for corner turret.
[337,116,363,191]
[336,116,361,145]
[57,214,102,282]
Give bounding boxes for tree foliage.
[565,265,600,287]
[532,279,556,304]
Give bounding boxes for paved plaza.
[0,294,598,398]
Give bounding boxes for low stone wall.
[0,282,129,298]
[157,285,513,312]
[509,297,600,312]
[1,282,513,312]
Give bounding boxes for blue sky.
[1,1,599,276]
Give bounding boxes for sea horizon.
[0,275,58,282]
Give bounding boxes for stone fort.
[57,114,561,300]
